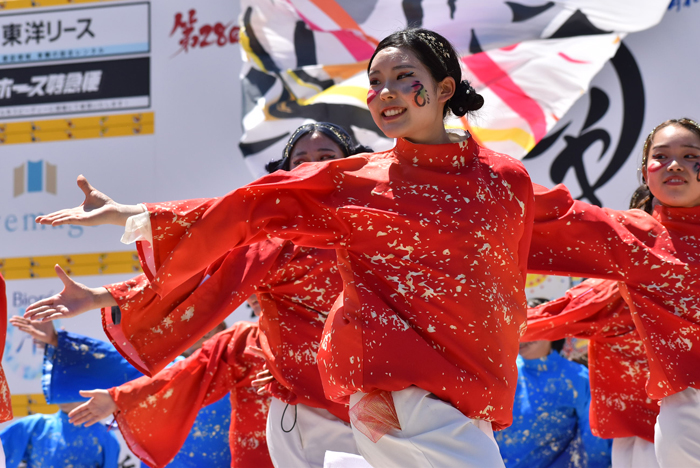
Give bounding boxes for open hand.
[35,175,141,227]
[68,390,117,427]
[9,316,58,346]
[23,265,115,322]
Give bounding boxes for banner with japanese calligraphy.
[237,0,669,176]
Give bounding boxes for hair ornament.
[417,31,451,69]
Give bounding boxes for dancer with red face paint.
[529,118,700,468]
[33,28,533,466]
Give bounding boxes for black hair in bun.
[368,28,484,119]
[449,80,484,117]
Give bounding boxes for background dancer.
[9,314,232,468]
[495,299,612,468]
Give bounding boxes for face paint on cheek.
[366,89,378,105]
[646,159,670,173]
[411,81,429,107]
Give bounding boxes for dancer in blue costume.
[9,316,230,468]
[494,299,611,468]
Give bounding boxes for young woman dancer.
[529,118,700,467]
[32,28,534,466]
[27,123,370,468]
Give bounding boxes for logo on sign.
[13,160,56,197]
[170,9,239,56]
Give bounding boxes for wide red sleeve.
[139,198,218,279]
[102,238,286,376]
[104,274,149,305]
[0,274,11,422]
[147,159,361,299]
[523,278,624,342]
[109,322,264,468]
[529,184,664,282]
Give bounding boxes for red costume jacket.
[104,200,349,421]
[109,322,271,468]
[524,278,658,442]
[117,137,535,429]
[530,184,700,400]
[0,274,11,422]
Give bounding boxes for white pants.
[612,437,659,468]
[655,387,700,468]
[349,387,505,468]
[267,398,359,468]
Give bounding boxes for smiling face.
[643,124,700,208]
[367,46,454,145]
[289,131,345,168]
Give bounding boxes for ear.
[436,76,456,105]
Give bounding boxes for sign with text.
[0,2,150,66]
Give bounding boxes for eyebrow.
[652,144,700,150]
[368,64,416,76]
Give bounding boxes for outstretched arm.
[8,316,58,346]
[23,265,116,322]
[530,184,662,282]
[35,175,144,227]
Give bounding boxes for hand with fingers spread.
[23,265,117,322]
[35,174,144,228]
[9,315,58,346]
[68,390,118,427]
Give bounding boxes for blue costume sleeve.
[100,427,121,468]
[43,330,143,403]
[573,366,612,468]
[168,395,232,468]
[0,414,42,468]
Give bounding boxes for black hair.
[551,339,566,354]
[527,297,549,308]
[265,122,373,174]
[629,184,654,214]
[367,28,484,119]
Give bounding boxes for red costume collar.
[393,134,478,168]
[653,204,700,225]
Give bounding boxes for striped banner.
[0,111,154,145]
[0,251,142,280]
